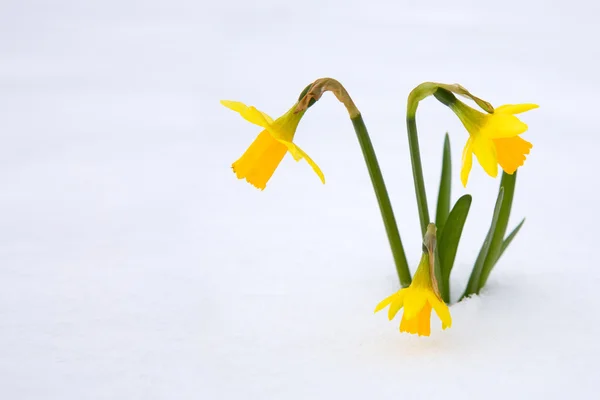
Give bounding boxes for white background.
[1,0,598,399]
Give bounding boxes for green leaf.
[435,134,452,233]
[478,172,517,290]
[496,218,525,263]
[438,194,472,303]
[462,187,504,299]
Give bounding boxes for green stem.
[406,115,430,237]
[351,114,412,287]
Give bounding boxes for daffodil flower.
[451,100,538,187]
[375,225,451,336]
[221,100,325,190]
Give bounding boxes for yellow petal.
[387,290,406,320]
[416,303,432,336]
[374,293,396,313]
[482,113,528,139]
[428,292,452,329]
[402,289,428,320]
[276,139,325,184]
[461,137,473,187]
[221,100,274,128]
[494,103,539,115]
[232,130,287,190]
[400,313,418,334]
[493,136,533,174]
[472,136,498,178]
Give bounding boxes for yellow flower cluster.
[221,82,538,338]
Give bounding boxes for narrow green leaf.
[478,172,517,290]
[462,188,504,299]
[438,194,472,303]
[496,218,525,263]
[435,134,452,233]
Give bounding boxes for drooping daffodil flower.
[375,224,452,336]
[221,100,324,190]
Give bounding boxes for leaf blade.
[479,172,517,290]
[438,194,472,303]
[435,134,452,233]
[462,188,505,299]
[497,218,526,262]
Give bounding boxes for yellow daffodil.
[221,100,325,190]
[375,224,451,336]
[451,100,538,187]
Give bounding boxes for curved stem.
[352,114,412,287]
[405,83,490,237]
[297,78,412,287]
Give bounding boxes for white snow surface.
[1,0,599,398]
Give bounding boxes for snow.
[1,0,599,398]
